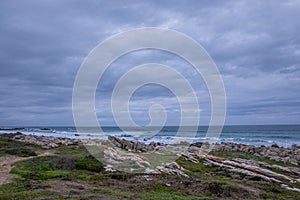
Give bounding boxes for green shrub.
[75,155,104,172]
[5,148,37,157]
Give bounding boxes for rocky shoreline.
[1,132,300,198]
[107,135,300,166]
[0,132,80,148]
[202,142,300,166]
[1,132,299,166]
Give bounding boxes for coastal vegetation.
[0,134,299,199]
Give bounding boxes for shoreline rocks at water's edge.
[199,142,300,165]
[107,135,300,166]
[1,132,299,165]
[0,132,80,148]
[1,132,300,194]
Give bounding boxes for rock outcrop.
[10,133,79,148]
[202,155,300,185]
[108,136,163,152]
[1,132,299,190]
[193,142,300,165]
[151,162,188,177]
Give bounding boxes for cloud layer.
[0,0,299,126]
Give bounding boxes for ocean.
[0,125,299,147]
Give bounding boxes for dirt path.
[0,151,54,185]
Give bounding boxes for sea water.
[0,125,299,147]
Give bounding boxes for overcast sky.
[0,0,299,126]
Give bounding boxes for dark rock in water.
[40,128,51,131]
[75,134,80,136]
[271,143,279,148]
[120,134,133,137]
[0,127,25,131]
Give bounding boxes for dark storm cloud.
[0,0,299,126]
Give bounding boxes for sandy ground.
[0,151,54,185]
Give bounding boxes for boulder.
[108,136,156,152]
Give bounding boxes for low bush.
[5,148,37,157]
[75,155,105,172]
